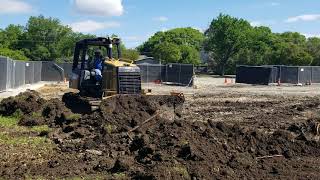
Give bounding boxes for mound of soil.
[0,90,45,116]
[19,98,73,127]
[99,95,184,131]
[62,93,94,114]
[2,91,320,179]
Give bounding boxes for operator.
[93,49,103,81]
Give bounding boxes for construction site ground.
[1,76,320,179]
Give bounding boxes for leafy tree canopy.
[138,27,204,65]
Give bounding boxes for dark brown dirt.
[1,91,320,179]
[0,90,45,116]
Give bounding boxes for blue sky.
[0,0,320,48]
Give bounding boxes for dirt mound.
[2,92,320,179]
[49,94,185,153]
[0,90,45,116]
[99,95,184,131]
[18,98,73,127]
[42,117,320,179]
[62,93,93,114]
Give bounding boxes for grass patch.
[173,166,190,179]
[104,124,117,134]
[30,125,51,133]
[32,112,42,118]
[0,116,51,133]
[0,116,19,127]
[67,114,82,120]
[113,173,127,179]
[0,132,50,147]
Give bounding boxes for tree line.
[1,14,320,75]
[0,15,139,62]
[139,14,320,75]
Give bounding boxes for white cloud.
[270,2,280,6]
[192,27,205,33]
[153,16,169,22]
[0,0,32,14]
[74,0,124,17]
[250,21,262,27]
[286,14,320,23]
[161,27,168,32]
[303,33,320,38]
[69,20,120,33]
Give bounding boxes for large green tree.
[204,14,251,75]
[0,25,28,60]
[152,42,182,63]
[22,15,73,61]
[307,37,320,65]
[138,27,204,65]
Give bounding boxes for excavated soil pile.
[1,91,320,179]
[19,98,73,127]
[0,90,73,127]
[0,90,45,116]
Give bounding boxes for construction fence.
[0,56,194,92]
[138,63,194,86]
[0,57,43,92]
[236,65,320,85]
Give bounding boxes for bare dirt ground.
[1,77,320,179]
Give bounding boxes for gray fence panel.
[312,67,320,83]
[0,57,8,91]
[165,64,194,86]
[25,62,35,84]
[178,64,194,85]
[269,67,278,83]
[58,63,73,80]
[14,61,26,88]
[298,67,312,84]
[34,62,42,82]
[236,66,273,85]
[280,66,299,84]
[138,64,165,83]
[41,62,64,81]
[7,59,14,89]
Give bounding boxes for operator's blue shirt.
[94,57,103,81]
[94,58,103,71]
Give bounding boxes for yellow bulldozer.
[67,37,184,112]
[69,37,142,97]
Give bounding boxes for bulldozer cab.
[72,37,121,71]
[70,37,142,98]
